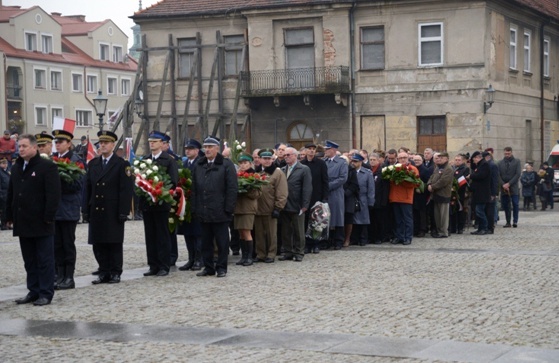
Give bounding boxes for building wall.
[10,7,62,54]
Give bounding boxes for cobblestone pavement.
[0,209,557,362]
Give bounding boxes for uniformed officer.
[35,132,54,157]
[161,133,181,266]
[84,131,134,284]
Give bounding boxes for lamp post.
[93,90,108,132]
[483,84,495,114]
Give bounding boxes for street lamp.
[93,90,108,131]
[483,84,495,114]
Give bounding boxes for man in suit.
[52,129,84,290]
[279,147,312,262]
[323,140,348,250]
[7,134,61,306]
[141,131,179,277]
[178,139,203,271]
[192,136,238,278]
[84,131,134,284]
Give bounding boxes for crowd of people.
[6,130,556,306]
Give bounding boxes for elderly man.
[192,136,237,277]
[254,149,288,263]
[497,147,522,228]
[389,152,419,245]
[324,140,348,250]
[427,152,454,238]
[279,147,312,261]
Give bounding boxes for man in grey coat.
[324,140,348,249]
[497,146,522,228]
[279,147,312,262]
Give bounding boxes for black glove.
[271,209,281,219]
[119,214,129,222]
[82,214,89,223]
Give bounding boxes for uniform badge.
[125,166,132,177]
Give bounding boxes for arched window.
[287,121,314,150]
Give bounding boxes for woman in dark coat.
[520,164,537,210]
[342,159,359,247]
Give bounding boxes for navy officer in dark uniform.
[141,131,179,277]
[7,134,61,306]
[161,133,181,266]
[84,131,134,284]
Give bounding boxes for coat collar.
[198,153,225,165]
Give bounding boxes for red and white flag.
[86,135,97,163]
[52,117,76,134]
[458,175,467,187]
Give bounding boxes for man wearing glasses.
[389,152,419,245]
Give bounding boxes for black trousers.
[184,235,202,263]
[200,222,230,274]
[486,201,495,231]
[169,232,178,265]
[352,224,368,245]
[94,243,123,276]
[143,209,171,272]
[54,221,77,269]
[20,235,55,301]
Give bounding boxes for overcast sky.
[3,0,160,49]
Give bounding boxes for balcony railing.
[241,66,350,97]
[7,84,22,99]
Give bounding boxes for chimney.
[66,15,86,22]
[51,12,62,17]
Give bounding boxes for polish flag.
[458,175,467,187]
[86,135,97,163]
[52,117,76,134]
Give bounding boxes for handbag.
[354,198,361,212]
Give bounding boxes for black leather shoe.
[294,256,303,262]
[156,269,169,276]
[108,275,121,284]
[513,223,517,228]
[471,230,487,235]
[15,293,38,304]
[92,275,110,284]
[216,271,227,277]
[196,270,215,277]
[278,255,293,261]
[33,297,51,306]
[143,269,158,276]
[391,239,402,245]
[191,261,202,271]
[503,223,511,228]
[487,229,494,234]
[372,240,382,245]
[312,247,320,254]
[402,240,411,245]
[264,257,274,263]
[58,277,75,290]
[179,261,194,271]
[253,258,264,263]
[457,230,464,234]
[91,270,101,276]
[433,234,448,238]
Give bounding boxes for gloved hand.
[82,214,89,223]
[271,209,281,219]
[119,214,129,222]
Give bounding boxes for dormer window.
[100,43,110,61]
[41,34,53,53]
[113,46,123,62]
[25,32,37,51]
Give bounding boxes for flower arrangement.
[382,163,424,192]
[168,167,192,232]
[237,171,268,193]
[229,140,246,165]
[133,158,175,206]
[450,178,463,213]
[305,201,331,241]
[51,156,85,184]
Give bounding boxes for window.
[99,43,110,61]
[87,75,97,94]
[361,26,385,70]
[41,34,53,53]
[224,35,244,76]
[72,73,83,92]
[510,27,517,69]
[34,69,46,89]
[121,79,131,96]
[544,37,550,77]
[113,46,123,62]
[523,30,531,72]
[419,23,443,66]
[417,116,447,153]
[107,77,117,94]
[52,107,63,122]
[50,71,62,91]
[178,38,197,78]
[76,110,92,127]
[25,32,37,51]
[285,28,315,69]
[35,106,47,125]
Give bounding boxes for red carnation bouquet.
[381,163,424,192]
[237,171,269,193]
[52,156,85,183]
[168,167,192,232]
[133,158,175,206]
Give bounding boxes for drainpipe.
[539,21,546,164]
[3,53,7,130]
[349,0,357,149]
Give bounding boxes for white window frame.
[418,22,444,67]
[75,109,93,127]
[34,67,47,89]
[51,106,63,125]
[72,73,83,92]
[99,42,110,61]
[24,31,37,51]
[107,76,118,95]
[86,74,98,94]
[112,45,123,62]
[50,69,62,91]
[523,30,531,73]
[510,26,517,70]
[544,37,550,77]
[41,33,53,54]
[120,78,131,96]
[34,105,48,126]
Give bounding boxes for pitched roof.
[50,13,108,36]
[131,0,559,20]
[0,5,39,22]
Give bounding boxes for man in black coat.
[0,158,10,230]
[192,136,238,278]
[141,131,179,277]
[162,134,181,266]
[84,131,134,284]
[301,142,329,253]
[7,134,61,306]
[468,151,491,235]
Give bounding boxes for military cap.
[35,132,54,145]
[97,130,118,142]
[148,130,166,141]
[52,129,74,141]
